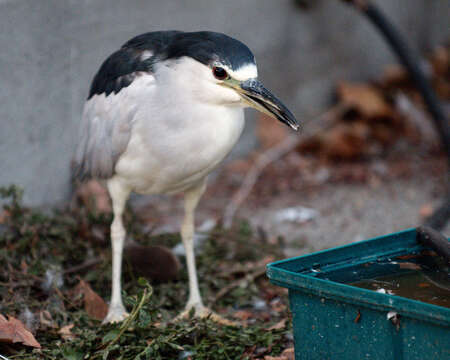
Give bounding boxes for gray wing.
[73,31,182,180]
[73,92,139,180]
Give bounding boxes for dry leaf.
[398,262,421,270]
[396,254,418,260]
[264,356,288,360]
[419,203,433,219]
[299,122,371,161]
[232,310,253,321]
[39,310,57,329]
[281,348,295,360]
[430,46,450,99]
[76,180,111,214]
[418,283,431,288]
[58,324,75,341]
[354,310,361,323]
[0,210,10,224]
[337,82,392,118]
[20,259,28,274]
[323,123,369,160]
[381,64,408,86]
[269,299,286,313]
[266,318,287,331]
[0,314,41,348]
[75,280,108,321]
[430,46,449,78]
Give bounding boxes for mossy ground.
[0,186,292,359]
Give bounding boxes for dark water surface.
[350,252,450,308]
[352,269,450,308]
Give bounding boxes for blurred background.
[0,0,449,254]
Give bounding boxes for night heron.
[74,31,299,324]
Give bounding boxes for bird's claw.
[174,305,238,326]
[102,305,129,324]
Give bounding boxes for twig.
[222,105,343,228]
[216,256,275,279]
[345,0,449,160]
[95,285,152,359]
[209,266,267,305]
[110,288,150,346]
[63,257,103,275]
[339,0,450,230]
[216,265,253,279]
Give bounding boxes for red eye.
[212,66,228,80]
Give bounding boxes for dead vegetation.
[0,185,293,359]
[299,45,449,161]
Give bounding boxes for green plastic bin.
[266,229,450,360]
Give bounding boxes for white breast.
[114,99,245,194]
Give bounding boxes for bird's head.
[155,32,299,131]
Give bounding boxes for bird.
[74,30,299,324]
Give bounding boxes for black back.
[88,31,255,99]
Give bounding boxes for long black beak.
[239,79,300,131]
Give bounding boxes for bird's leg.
[176,181,236,326]
[181,181,206,313]
[103,178,131,324]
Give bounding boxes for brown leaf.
[75,280,108,321]
[0,210,10,224]
[266,318,287,331]
[337,82,393,118]
[281,348,295,360]
[269,299,286,313]
[419,203,433,219]
[39,310,57,329]
[354,310,361,323]
[20,259,28,274]
[430,46,450,99]
[381,64,409,88]
[75,180,111,214]
[396,254,418,260]
[418,282,431,288]
[232,310,253,321]
[0,314,41,348]
[430,46,449,78]
[264,356,288,360]
[58,323,75,341]
[323,123,369,160]
[398,262,421,270]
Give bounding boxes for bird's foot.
[174,304,238,326]
[102,304,129,324]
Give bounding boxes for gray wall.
[0,0,448,206]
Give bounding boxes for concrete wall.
[0,0,448,206]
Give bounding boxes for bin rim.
[267,228,450,327]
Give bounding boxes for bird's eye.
[212,66,228,80]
